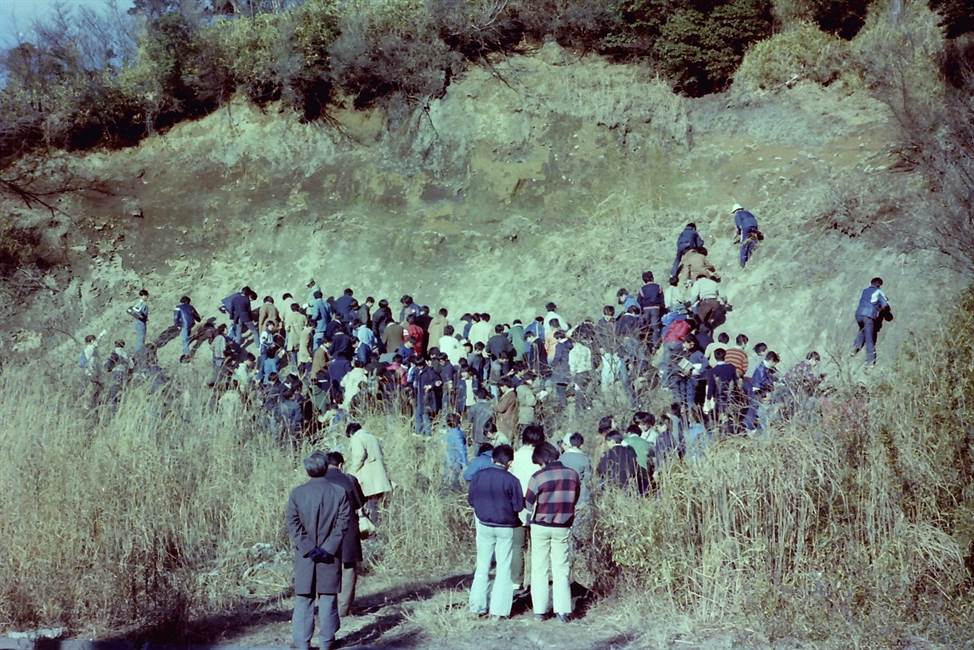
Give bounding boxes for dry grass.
[0,298,972,643]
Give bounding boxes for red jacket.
[406,323,426,356]
[662,320,691,344]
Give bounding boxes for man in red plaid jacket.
[525,442,581,623]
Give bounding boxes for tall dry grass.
[1,297,972,641]
[588,295,974,640]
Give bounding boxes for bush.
[512,0,625,50]
[619,0,775,96]
[733,22,850,93]
[328,0,461,106]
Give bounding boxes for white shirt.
[439,335,464,364]
[468,321,492,347]
[509,445,541,524]
[692,277,721,301]
[544,310,569,331]
[568,342,593,374]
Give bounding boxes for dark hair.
[344,288,354,295]
[605,429,624,444]
[736,333,749,346]
[669,276,679,287]
[481,313,491,322]
[616,287,628,298]
[766,351,780,363]
[717,332,729,343]
[642,271,654,283]
[492,444,514,465]
[444,325,454,336]
[345,422,362,437]
[263,296,273,303]
[545,302,557,312]
[303,451,329,477]
[597,416,614,433]
[438,307,448,316]
[531,442,560,466]
[686,222,696,229]
[603,305,615,317]
[521,424,545,446]
[634,411,656,428]
[477,443,494,456]
[313,290,323,299]
[179,295,191,304]
[569,432,584,448]
[139,289,149,297]
[871,277,883,286]
[283,292,293,300]
[447,413,461,427]
[326,451,345,467]
[494,324,504,334]
[806,351,821,361]
[754,342,768,354]
[626,424,642,436]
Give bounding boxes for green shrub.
[733,22,850,92]
[328,0,461,106]
[512,0,625,50]
[653,0,775,96]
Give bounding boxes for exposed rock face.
[4,43,964,367]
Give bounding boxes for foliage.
[618,0,776,95]
[733,21,850,92]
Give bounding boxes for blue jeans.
[415,399,432,435]
[134,320,147,353]
[469,521,514,617]
[740,232,757,268]
[852,316,878,364]
[643,306,662,350]
[180,324,191,357]
[233,320,260,347]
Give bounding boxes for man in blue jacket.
[173,295,202,360]
[467,444,525,620]
[745,351,779,431]
[333,288,356,325]
[309,291,331,351]
[852,277,891,365]
[671,223,705,279]
[732,204,760,268]
[224,286,259,347]
[638,271,665,350]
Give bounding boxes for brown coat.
[495,389,519,436]
[382,322,404,352]
[678,250,716,282]
[258,303,281,333]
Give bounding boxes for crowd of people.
[74,205,894,649]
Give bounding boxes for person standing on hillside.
[173,295,202,361]
[258,296,281,333]
[323,452,366,619]
[678,247,717,284]
[745,350,779,431]
[638,271,666,350]
[852,277,892,365]
[671,223,705,279]
[525,441,581,623]
[510,424,545,595]
[345,422,393,524]
[467,444,525,620]
[310,291,331,352]
[224,286,259,347]
[286,450,350,650]
[596,430,652,495]
[732,204,761,269]
[127,289,150,353]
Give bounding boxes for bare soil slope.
[4,42,962,369]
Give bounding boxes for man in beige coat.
[345,422,393,524]
[678,247,717,283]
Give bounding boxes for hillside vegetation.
[0,0,972,646]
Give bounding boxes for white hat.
[731,203,743,213]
